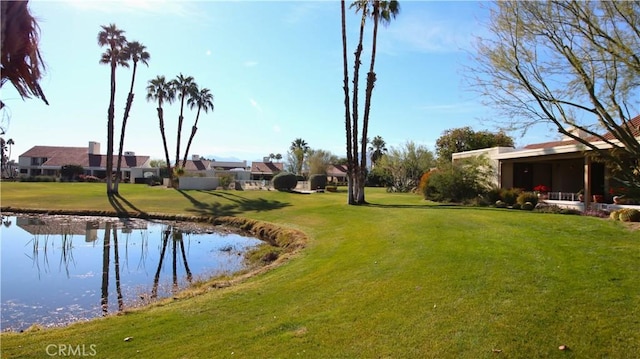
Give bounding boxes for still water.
[0,214,263,332]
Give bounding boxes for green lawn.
[1,182,639,358]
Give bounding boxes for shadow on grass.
[108,192,149,216]
[176,190,291,217]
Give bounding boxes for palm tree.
[345,0,399,204]
[275,153,282,162]
[146,75,175,185]
[0,0,48,108]
[114,41,150,193]
[98,24,128,194]
[290,138,309,175]
[360,1,399,195]
[170,74,196,169]
[368,135,387,167]
[182,86,214,167]
[341,0,355,204]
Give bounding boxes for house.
[250,159,284,180]
[176,155,250,180]
[327,164,348,184]
[17,141,156,182]
[452,115,640,208]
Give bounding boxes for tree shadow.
[108,192,148,216]
[176,190,291,217]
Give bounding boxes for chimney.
[88,141,100,154]
[124,151,135,156]
[192,154,200,161]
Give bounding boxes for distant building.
[17,141,156,182]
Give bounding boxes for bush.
[309,174,328,190]
[495,200,507,208]
[325,185,338,192]
[610,210,620,221]
[484,187,502,204]
[500,188,522,206]
[218,174,234,189]
[618,208,640,222]
[272,172,298,191]
[512,203,522,210]
[534,204,581,215]
[20,175,58,182]
[517,192,539,207]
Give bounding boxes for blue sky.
[2,0,557,164]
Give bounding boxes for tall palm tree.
[170,73,196,169]
[347,0,399,204]
[341,0,355,204]
[1,0,48,108]
[114,41,150,193]
[290,138,309,175]
[182,86,214,167]
[146,75,175,185]
[368,135,388,167]
[98,23,128,194]
[360,1,399,194]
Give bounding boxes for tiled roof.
[251,161,284,174]
[20,146,150,168]
[524,115,640,150]
[327,164,348,176]
[176,159,212,171]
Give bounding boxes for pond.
[0,214,263,332]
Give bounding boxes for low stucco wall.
[178,177,220,190]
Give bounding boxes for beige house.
[453,115,640,209]
[18,141,156,182]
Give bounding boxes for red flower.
[534,184,550,193]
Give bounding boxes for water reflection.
[1,214,262,331]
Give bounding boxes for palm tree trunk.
[175,94,187,169]
[113,227,124,311]
[156,106,173,187]
[349,6,368,204]
[101,222,111,316]
[182,107,201,167]
[152,228,170,299]
[106,61,117,194]
[114,62,139,193]
[358,1,381,204]
[341,0,355,205]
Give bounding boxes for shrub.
[512,203,522,210]
[500,188,522,206]
[218,174,234,189]
[521,202,534,211]
[495,200,507,208]
[325,185,337,192]
[609,210,620,221]
[79,175,102,183]
[534,204,581,215]
[517,191,539,207]
[309,174,328,190]
[618,208,640,222]
[484,187,502,204]
[272,172,298,191]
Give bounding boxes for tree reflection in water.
[1,214,262,331]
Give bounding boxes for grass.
[1,182,639,358]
